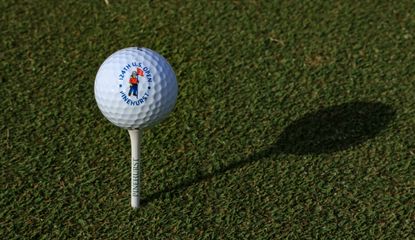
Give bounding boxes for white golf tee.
[128,129,141,209]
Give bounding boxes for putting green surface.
[1,0,414,238]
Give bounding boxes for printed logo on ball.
[118,62,152,106]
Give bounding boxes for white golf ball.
[94,47,178,129]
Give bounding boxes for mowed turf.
[1,0,414,238]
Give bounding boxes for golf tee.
[128,129,141,209]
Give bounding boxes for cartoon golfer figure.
[128,68,144,98]
[128,71,139,97]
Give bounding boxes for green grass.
[1,0,414,238]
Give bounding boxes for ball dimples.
[94,47,178,129]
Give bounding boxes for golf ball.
[94,47,178,129]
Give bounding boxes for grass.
[1,0,414,238]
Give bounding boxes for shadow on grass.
[141,101,396,205]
